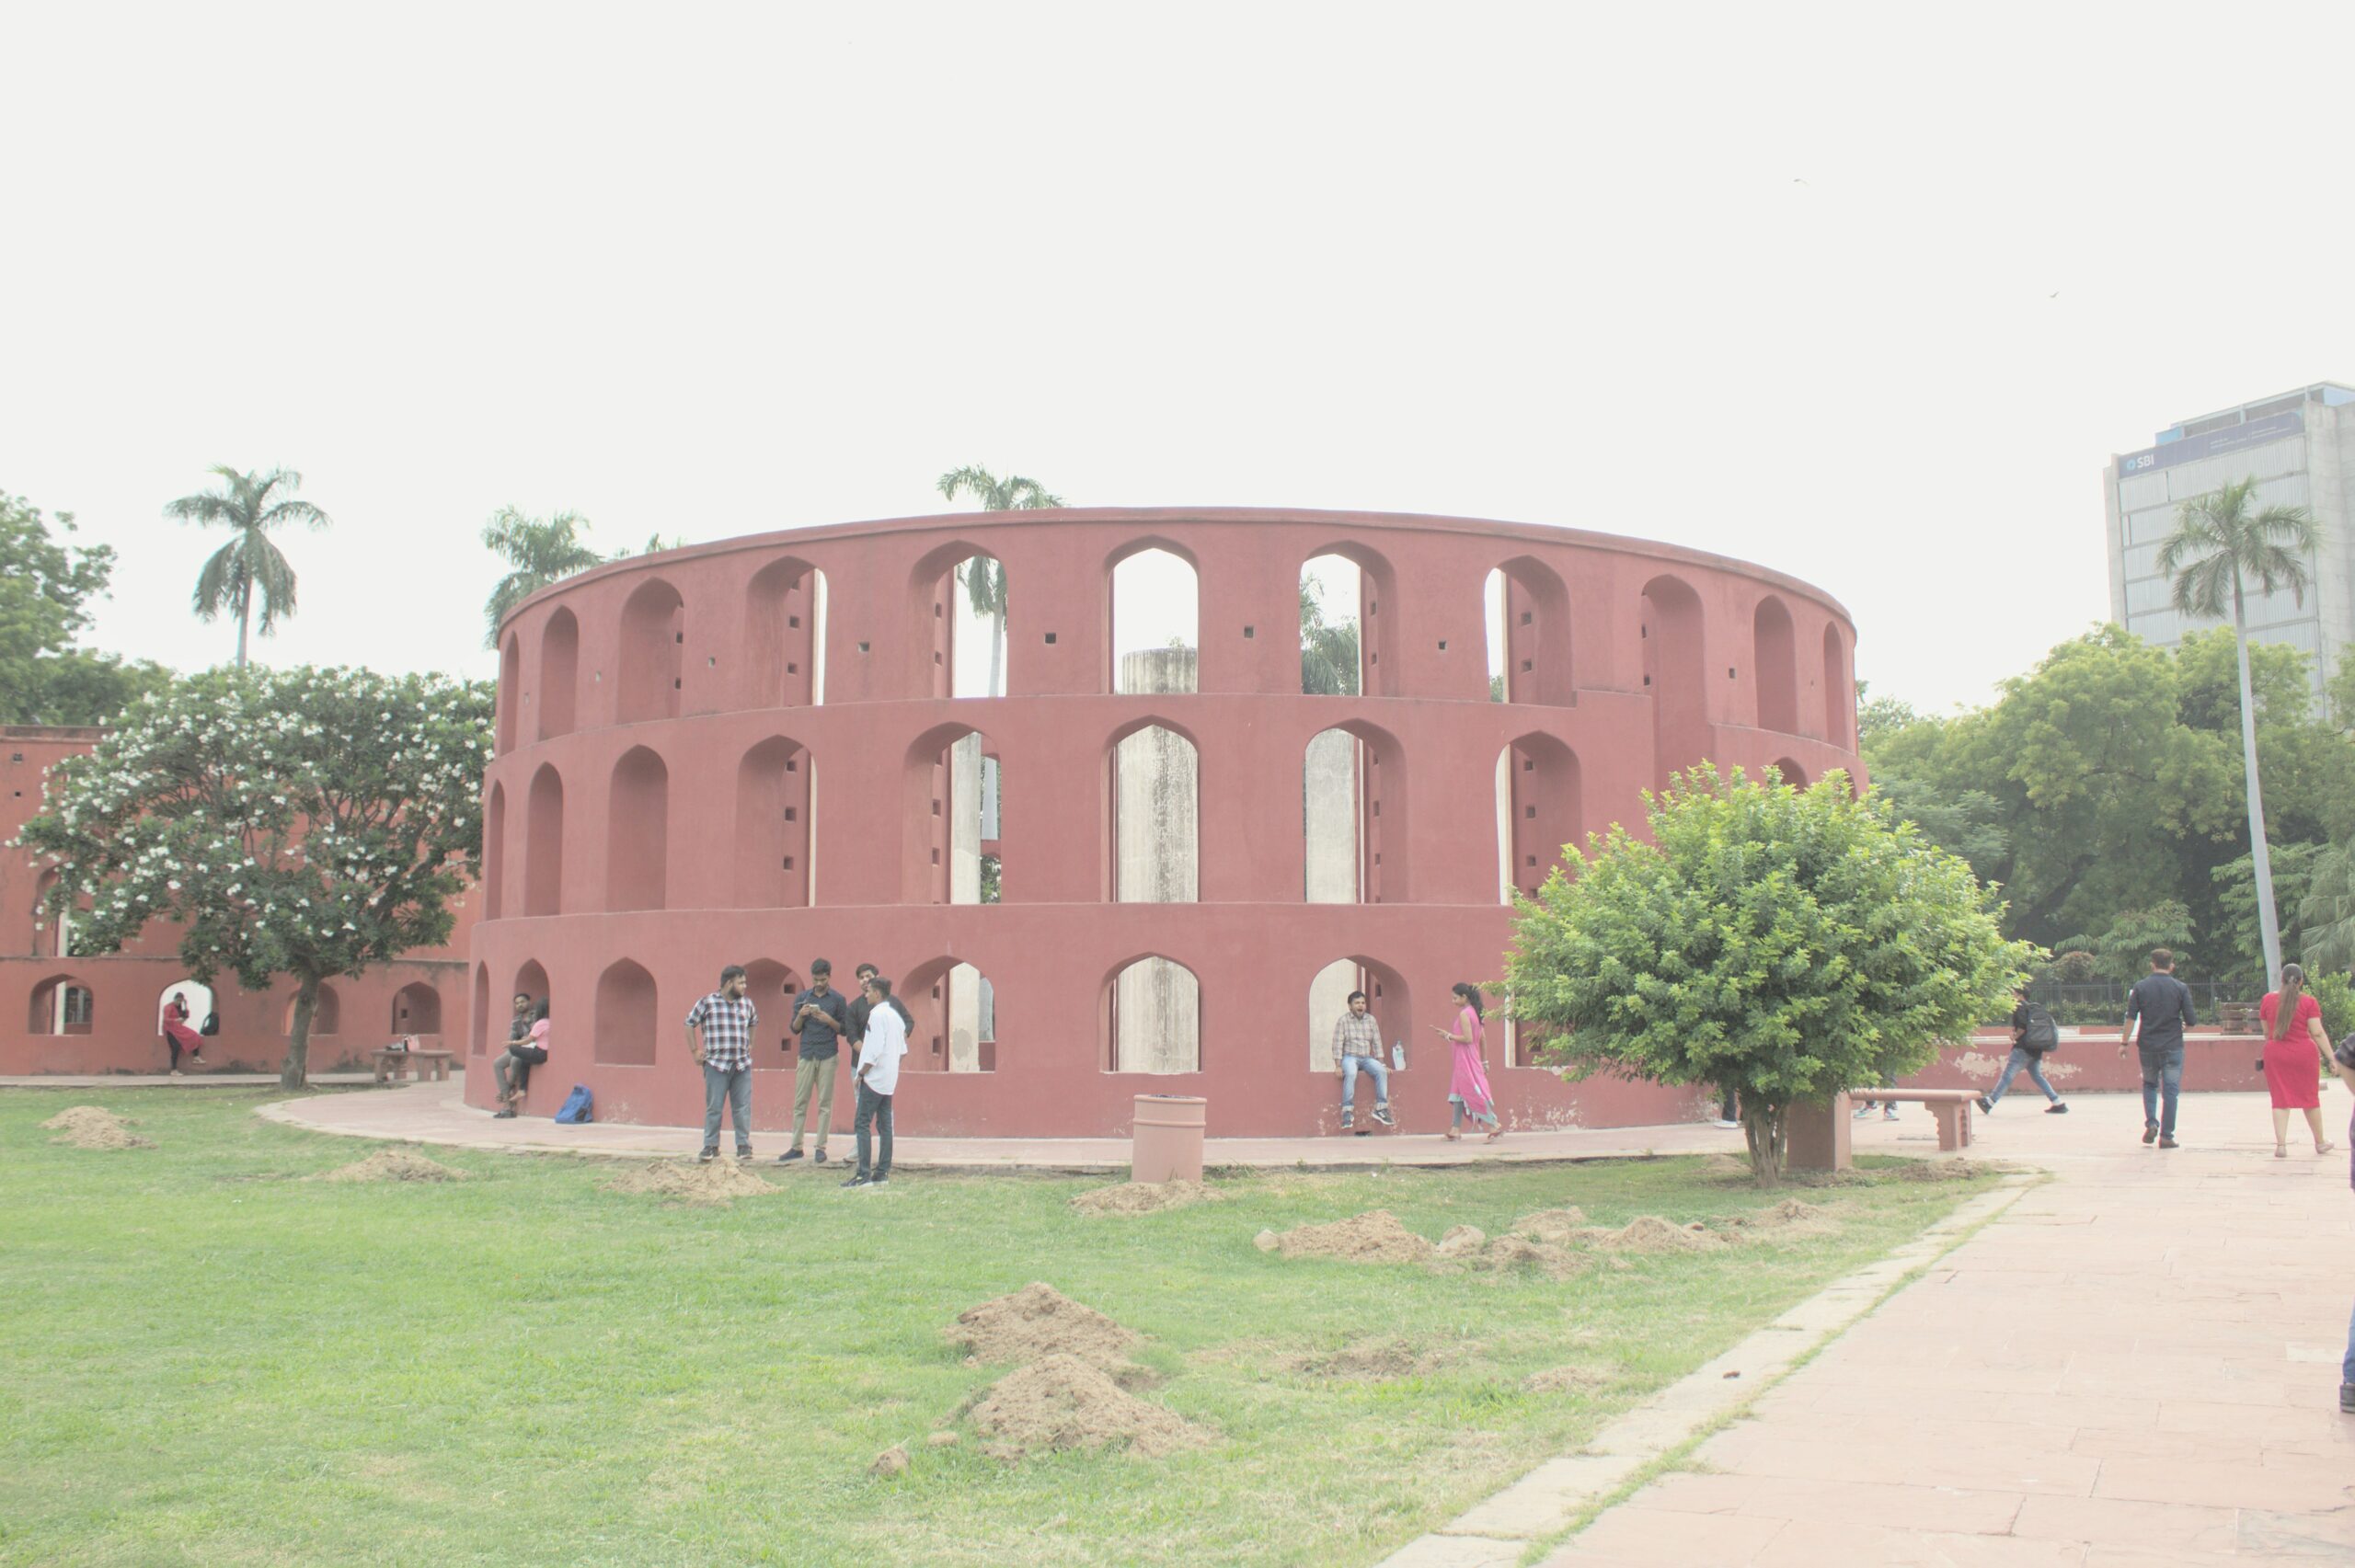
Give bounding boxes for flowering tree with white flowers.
[18,666,493,1088]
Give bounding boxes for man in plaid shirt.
[684,965,758,1162]
[1332,990,1394,1132]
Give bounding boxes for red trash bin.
[1131,1093,1207,1183]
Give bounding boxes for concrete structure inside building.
[470,508,1864,1138]
[2104,381,2355,703]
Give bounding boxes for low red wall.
[1910,1028,2271,1096]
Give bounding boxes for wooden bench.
[372,1047,454,1084]
[1855,1088,1978,1151]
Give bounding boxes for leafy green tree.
[2055,901,2198,987]
[481,508,604,647]
[2212,841,2325,982]
[19,666,491,1088]
[936,466,1062,699]
[2155,475,2323,987]
[1505,765,2030,1185]
[1299,581,1361,695]
[165,466,331,667]
[0,490,173,724]
[2298,841,2355,976]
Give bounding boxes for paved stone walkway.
[1,1072,377,1089]
[256,1079,1755,1170]
[1529,1090,2355,1566]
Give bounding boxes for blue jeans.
[2139,1045,2183,1136]
[854,1082,893,1179]
[1987,1047,2058,1105]
[702,1062,752,1154]
[1340,1054,1389,1110]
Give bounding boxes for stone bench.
[1859,1088,1978,1151]
[372,1047,454,1084]
[1788,1088,1978,1172]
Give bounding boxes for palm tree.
[1299,581,1361,695]
[2155,475,2323,989]
[481,507,605,647]
[166,466,331,667]
[935,465,1063,697]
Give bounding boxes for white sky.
[7,3,2353,715]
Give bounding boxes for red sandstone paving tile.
[2154,1399,2355,1439]
[1611,1471,1765,1516]
[2081,1550,2271,1568]
[2092,1453,2349,1513]
[2062,1427,2207,1461]
[1691,1434,2099,1496]
[1549,1506,1786,1565]
[1792,1386,2161,1428]
[1740,1413,2080,1454]
[2006,1494,2241,1553]
[1720,1477,2027,1533]
[1751,1521,2086,1567]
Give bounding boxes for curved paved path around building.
[257,1079,1762,1170]
[1500,1090,2353,1567]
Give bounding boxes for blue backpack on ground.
[555,1084,594,1125]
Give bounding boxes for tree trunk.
[236,581,252,670]
[1740,1100,1786,1187]
[281,972,319,1091]
[2232,578,2283,990]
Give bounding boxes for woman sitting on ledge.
[494,999,549,1118]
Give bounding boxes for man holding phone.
[778,958,850,1164]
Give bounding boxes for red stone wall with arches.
[470,509,1864,1137]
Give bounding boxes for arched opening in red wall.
[159,978,212,1038]
[27,973,93,1035]
[742,959,802,1067]
[1822,624,1852,748]
[1299,552,1362,696]
[605,746,669,911]
[1753,596,1798,733]
[1109,716,1199,903]
[733,736,814,909]
[1496,732,1583,902]
[1639,575,1708,793]
[1301,543,1396,696]
[524,763,564,916]
[1109,541,1198,695]
[483,780,506,921]
[539,608,579,740]
[593,958,658,1066]
[899,956,996,1073]
[1302,720,1407,903]
[1772,757,1811,788]
[391,980,442,1036]
[1306,955,1413,1073]
[471,963,490,1056]
[31,869,66,958]
[1103,953,1200,1073]
[284,983,340,1036]
[902,722,998,905]
[745,556,826,708]
[513,960,550,1019]
[616,579,684,724]
[1485,557,1573,705]
[913,542,1011,700]
[497,635,520,754]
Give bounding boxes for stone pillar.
[949,733,982,905]
[1304,727,1358,904]
[1115,647,1199,1070]
[948,958,982,1073]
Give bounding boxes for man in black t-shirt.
[2120,947,2197,1148]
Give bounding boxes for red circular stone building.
[469,509,1863,1138]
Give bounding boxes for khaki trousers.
[788,1053,838,1151]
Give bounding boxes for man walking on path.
[844,974,908,1189]
[2120,947,2196,1149]
[2331,1038,2355,1414]
[684,965,758,1162]
[1331,990,1394,1133]
[779,959,850,1164]
[1980,987,2069,1116]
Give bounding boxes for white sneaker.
[1712,1118,1740,1130]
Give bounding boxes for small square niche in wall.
[1044,632,1057,645]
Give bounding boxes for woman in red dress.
[2259,963,2336,1159]
[160,994,205,1075]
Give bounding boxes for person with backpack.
[1980,987,2068,1116]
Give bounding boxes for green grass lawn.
[0,1090,1995,1567]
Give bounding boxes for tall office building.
[2105,382,2355,704]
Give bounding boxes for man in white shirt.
[844,974,909,1189]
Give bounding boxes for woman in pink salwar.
[161,994,205,1075]
[1430,982,1500,1141]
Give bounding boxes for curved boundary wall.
[470,507,1865,1138]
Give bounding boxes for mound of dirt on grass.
[968,1354,1209,1460]
[1715,1197,1832,1239]
[1525,1364,1610,1395]
[1893,1158,1995,1182]
[315,1148,466,1184]
[1474,1232,1590,1280]
[1589,1215,1722,1254]
[603,1160,776,1205]
[1070,1180,1221,1217]
[40,1106,149,1150]
[1436,1224,1488,1257]
[1505,1206,1590,1242]
[1281,1336,1442,1381]
[948,1284,1143,1377]
[1266,1209,1436,1265]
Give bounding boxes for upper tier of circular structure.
[468,508,1863,1138]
